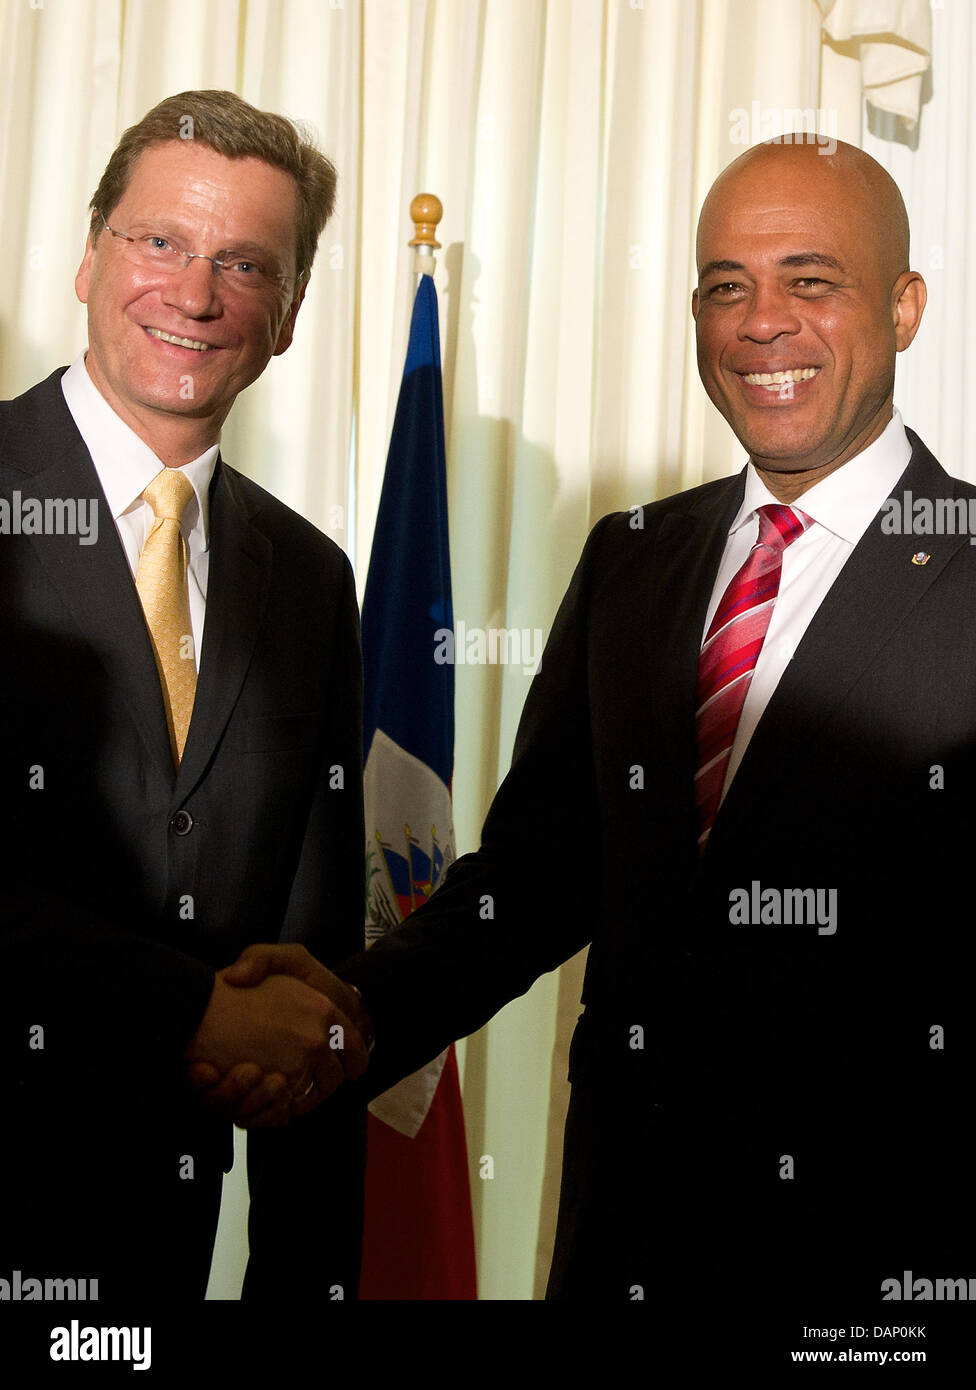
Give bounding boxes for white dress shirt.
[61,353,218,671]
[703,408,913,801]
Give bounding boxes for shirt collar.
[729,408,913,546]
[61,353,218,545]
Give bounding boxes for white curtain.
[2,0,966,1301]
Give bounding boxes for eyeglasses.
[93,209,303,296]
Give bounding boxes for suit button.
[170,809,194,835]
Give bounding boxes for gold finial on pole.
[409,194,443,248]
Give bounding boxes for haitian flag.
[358,269,477,1299]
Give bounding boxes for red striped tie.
[695,503,810,846]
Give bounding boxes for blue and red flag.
[358,269,477,1300]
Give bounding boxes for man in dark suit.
[1,90,370,1304]
[223,135,974,1319]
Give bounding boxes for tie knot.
[143,468,195,524]
[755,503,809,552]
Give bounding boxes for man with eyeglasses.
[0,90,369,1304]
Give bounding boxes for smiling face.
[75,139,305,463]
[691,141,925,494]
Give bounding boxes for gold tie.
[136,468,197,764]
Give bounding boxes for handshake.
[183,943,372,1129]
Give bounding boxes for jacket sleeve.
[2,890,216,1087]
[335,514,618,1102]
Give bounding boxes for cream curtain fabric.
[0,0,965,1301]
[819,0,932,125]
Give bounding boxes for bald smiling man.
[203,138,975,1326]
[692,139,924,498]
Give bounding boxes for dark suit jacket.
[0,368,366,1303]
[338,429,976,1312]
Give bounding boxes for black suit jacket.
[339,429,976,1311]
[1,368,366,1303]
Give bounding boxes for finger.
[234,1093,294,1128]
[288,1078,323,1119]
[221,945,277,987]
[231,1071,290,1121]
[186,1061,223,1090]
[308,1048,346,1102]
[193,1062,263,1112]
[328,1013,371,1083]
[293,1009,368,1086]
[233,943,313,984]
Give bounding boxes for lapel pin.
[911,551,931,566]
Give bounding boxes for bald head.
[698,138,910,292]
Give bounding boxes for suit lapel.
[714,433,965,835]
[2,374,275,799]
[645,474,748,711]
[176,457,272,799]
[602,474,745,851]
[644,474,746,758]
[1,370,174,777]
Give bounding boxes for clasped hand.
[183,944,372,1129]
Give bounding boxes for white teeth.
[742,367,819,385]
[146,328,212,351]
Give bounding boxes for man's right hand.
[183,967,369,1123]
